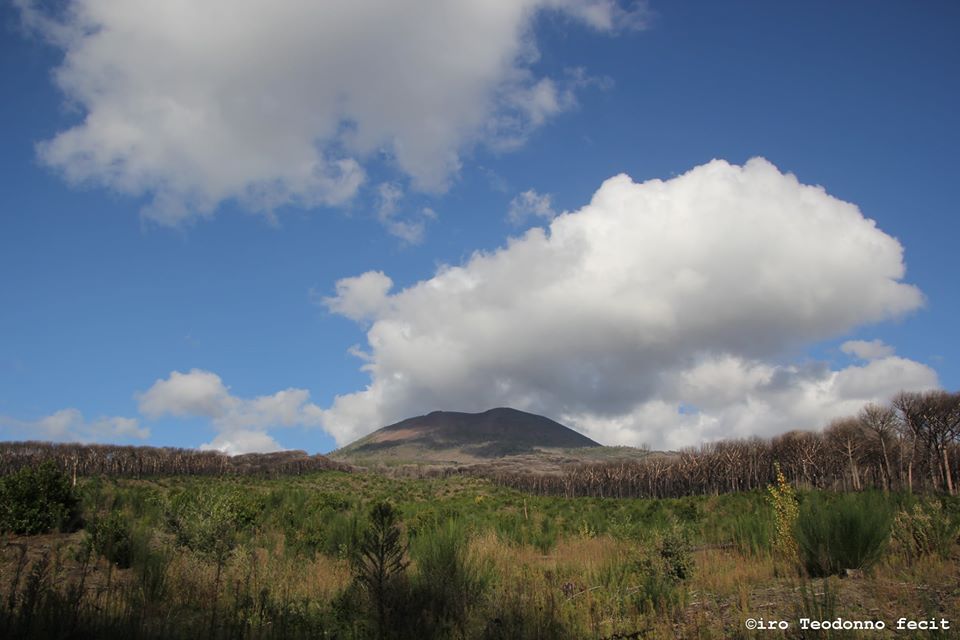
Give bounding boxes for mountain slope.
[330,407,602,467]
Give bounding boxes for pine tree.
[352,502,409,638]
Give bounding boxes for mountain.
[329,407,621,469]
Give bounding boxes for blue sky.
[1,1,957,454]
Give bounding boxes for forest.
[482,390,960,499]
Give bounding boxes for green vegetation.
[767,462,799,563]
[0,461,81,535]
[410,518,490,635]
[351,501,410,637]
[0,471,957,639]
[793,492,894,577]
[88,511,134,568]
[892,497,960,560]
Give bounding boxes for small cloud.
[137,369,325,454]
[375,183,434,244]
[479,167,510,193]
[199,430,284,456]
[565,66,615,92]
[508,189,557,225]
[347,344,374,363]
[321,271,394,322]
[0,408,148,443]
[138,369,233,420]
[489,67,610,151]
[841,339,896,361]
[565,0,652,32]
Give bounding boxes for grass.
[0,472,958,639]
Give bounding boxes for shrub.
[164,486,261,634]
[794,492,893,577]
[731,510,774,556]
[0,461,81,535]
[592,546,686,617]
[411,519,490,634]
[657,521,694,581]
[767,462,799,562]
[406,506,439,539]
[132,535,170,604]
[164,486,259,560]
[674,498,701,525]
[89,511,134,568]
[323,509,362,558]
[631,556,686,616]
[892,499,959,560]
[533,515,558,554]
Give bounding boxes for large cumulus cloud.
[320,158,936,447]
[17,0,643,225]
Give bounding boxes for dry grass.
[7,525,956,639]
[3,476,960,639]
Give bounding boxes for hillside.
[329,407,649,470]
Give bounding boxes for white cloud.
[0,408,149,443]
[506,78,572,130]
[137,369,232,419]
[17,0,641,226]
[568,353,938,450]
[137,369,324,453]
[319,158,932,447]
[508,189,557,224]
[198,430,284,457]
[840,339,895,361]
[322,271,394,323]
[374,183,435,244]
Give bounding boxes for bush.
[731,510,774,556]
[164,486,261,635]
[892,498,960,560]
[657,521,694,581]
[592,546,686,617]
[411,519,490,634]
[631,556,686,616]
[794,492,893,577]
[89,511,134,568]
[767,463,799,562]
[0,461,82,535]
[533,515,558,554]
[164,486,260,560]
[88,511,168,601]
[322,509,362,558]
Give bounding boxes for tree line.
[476,390,960,499]
[2,390,957,499]
[0,441,351,482]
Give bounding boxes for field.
[2,469,959,639]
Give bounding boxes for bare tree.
[859,403,898,491]
[894,391,960,494]
[825,417,866,491]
